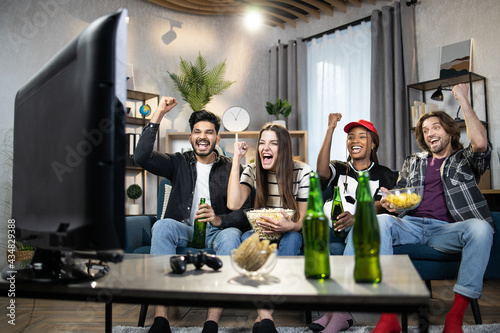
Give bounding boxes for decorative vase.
[128,204,140,215]
[272,120,286,128]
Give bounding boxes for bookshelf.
[165,130,309,163]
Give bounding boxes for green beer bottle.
[192,198,206,248]
[353,171,381,283]
[303,172,330,279]
[331,186,347,239]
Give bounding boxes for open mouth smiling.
[262,152,274,165]
[429,137,440,147]
[196,140,210,150]
[350,145,363,154]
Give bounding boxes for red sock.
[371,313,401,333]
[443,293,471,333]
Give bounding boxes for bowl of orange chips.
[382,186,423,212]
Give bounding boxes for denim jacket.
[134,123,250,232]
[395,143,493,225]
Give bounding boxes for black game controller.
[170,251,223,274]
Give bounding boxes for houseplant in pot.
[13,242,34,262]
[168,52,235,112]
[266,98,292,127]
[126,184,142,215]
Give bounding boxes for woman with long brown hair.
[227,123,312,254]
[227,123,312,333]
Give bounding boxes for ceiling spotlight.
[245,7,262,30]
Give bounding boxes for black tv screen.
[7,8,128,282]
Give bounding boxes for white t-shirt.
[189,162,213,225]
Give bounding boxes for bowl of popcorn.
[230,233,278,278]
[244,208,295,240]
[381,186,424,212]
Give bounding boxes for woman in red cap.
[310,113,397,333]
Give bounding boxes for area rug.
[113,324,500,333]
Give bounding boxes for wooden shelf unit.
[126,90,160,215]
[165,130,309,163]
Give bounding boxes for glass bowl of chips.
[244,208,295,240]
[381,186,424,212]
[230,233,278,278]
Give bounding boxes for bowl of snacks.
[244,208,295,240]
[230,233,278,278]
[381,186,424,212]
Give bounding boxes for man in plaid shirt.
[362,83,493,333]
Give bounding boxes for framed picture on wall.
[439,39,472,79]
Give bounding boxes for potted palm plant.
[266,98,292,127]
[126,184,142,215]
[168,52,235,112]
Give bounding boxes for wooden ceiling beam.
[147,0,234,15]
[246,0,309,23]
[300,0,333,16]
[150,0,391,28]
[348,0,362,8]
[323,0,347,13]
[150,0,289,28]
[164,0,241,14]
[263,12,297,28]
[269,0,321,19]
[260,16,285,29]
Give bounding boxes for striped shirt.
[396,143,493,226]
[241,161,312,208]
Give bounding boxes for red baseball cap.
[343,119,379,137]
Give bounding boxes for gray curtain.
[370,1,417,170]
[268,39,307,131]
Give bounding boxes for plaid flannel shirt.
[395,143,493,226]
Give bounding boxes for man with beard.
[135,97,250,333]
[370,83,493,333]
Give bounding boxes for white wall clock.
[222,106,250,132]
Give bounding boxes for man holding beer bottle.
[373,84,494,333]
[135,97,250,333]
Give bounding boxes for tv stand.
[2,248,109,283]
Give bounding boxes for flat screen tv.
[4,8,128,283]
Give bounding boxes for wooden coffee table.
[1,254,430,332]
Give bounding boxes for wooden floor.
[1,280,499,333]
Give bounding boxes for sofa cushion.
[393,244,462,261]
[157,179,172,220]
[484,212,500,279]
[125,215,156,253]
[176,247,215,255]
[133,246,152,254]
[133,246,216,255]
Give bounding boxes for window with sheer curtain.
[306,21,371,170]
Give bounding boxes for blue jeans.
[150,218,242,255]
[344,214,493,299]
[241,230,303,256]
